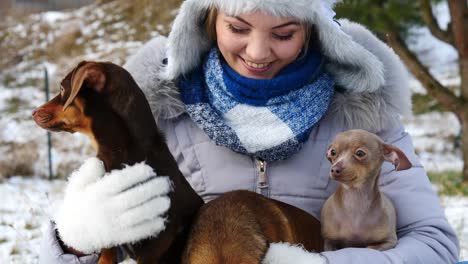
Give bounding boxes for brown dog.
[182,190,324,264]
[321,129,411,251]
[32,61,204,264]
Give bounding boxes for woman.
[40,0,460,263]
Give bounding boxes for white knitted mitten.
[54,157,171,254]
[262,243,328,264]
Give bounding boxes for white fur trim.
[54,160,172,253]
[124,37,185,119]
[320,19,384,93]
[262,243,328,264]
[321,2,339,28]
[327,19,411,132]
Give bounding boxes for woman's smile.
[239,56,273,74]
[216,11,305,79]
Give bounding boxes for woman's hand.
[262,243,328,264]
[54,157,172,254]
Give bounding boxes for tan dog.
[321,129,411,251]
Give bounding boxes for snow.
[41,11,70,24]
[0,177,64,264]
[442,197,468,261]
[403,112,463,172]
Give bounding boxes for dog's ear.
[64,62,106,109]
[383,143,412,171]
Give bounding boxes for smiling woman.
[215,11,305,79]
[205,8,313,79]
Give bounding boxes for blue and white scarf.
[179,48,335,162]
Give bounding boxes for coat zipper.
[255,158,269,196]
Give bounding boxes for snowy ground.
[0,177,65,264]
[0,175,466,263]
[442,196,468,261]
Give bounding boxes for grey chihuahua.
[321,129,412,251]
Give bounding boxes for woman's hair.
[205,7,218,42]
[204,6,317,56]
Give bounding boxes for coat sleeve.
[321,123,460,263]
[39,221,99,264]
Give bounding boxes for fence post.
[44,67,53,180]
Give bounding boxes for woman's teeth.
[245,60,269,69]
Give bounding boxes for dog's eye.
[355,150,366,158]
[328,149,337,157]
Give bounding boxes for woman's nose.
[245,36,271,62]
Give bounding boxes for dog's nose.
[330,165,343,178]
[331,167,342,174]
[32,108,52,124]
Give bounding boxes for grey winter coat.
[40,18,460,264]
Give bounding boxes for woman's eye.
[273,33,294,41]
[227,24,248,34]
[355,150,366,158]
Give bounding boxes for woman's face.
[215,11,306,79]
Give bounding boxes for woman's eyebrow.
[233,16,252,26]
[231,16,299,29]
[272,21,300,29]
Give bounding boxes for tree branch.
[448,0,468,101]
[385,31,463,115]
[419,0,454,45]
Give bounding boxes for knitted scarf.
[179,48,335,162]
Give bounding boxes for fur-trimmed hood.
[124,1,411,132]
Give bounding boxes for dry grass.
[94,0,183,41]
[5,97,27,114]
[120,0,183,36]
[47,23,84,58]
[0,15,33,70]
[429,171,468,196]
[0,142,39,180]
[1,0,183,70]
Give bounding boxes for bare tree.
[384,0,467,181]
[341,0,466,181]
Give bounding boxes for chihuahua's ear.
[383,143,412,171]
[64,61,106,109]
